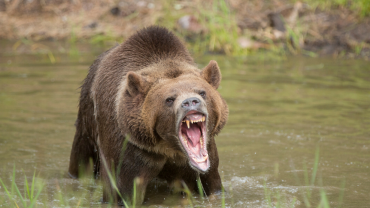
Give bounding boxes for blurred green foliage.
[299,0,370,17]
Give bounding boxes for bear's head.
[117,60,228,172]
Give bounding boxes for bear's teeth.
[186,120,190,128]
[192,154,208,163]
[190,119,203,123]
[200,136,203,147]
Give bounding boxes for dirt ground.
[0,0,369,58]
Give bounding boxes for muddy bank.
[0,0,369,58]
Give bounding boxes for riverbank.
[0,0,369,59]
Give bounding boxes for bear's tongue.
[181,119,203,158]
[186,124,201,147]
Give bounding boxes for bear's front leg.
[100,142,166,205]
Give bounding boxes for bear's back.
[103,26,195,73]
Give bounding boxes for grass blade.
[100,151,129,207]
[196,175,204,199]
[338,179,346,208]
[290,197,297,208]
[13,178,26,207]
[11,165,15,195]
[23,170,30,200]
[319,189,330,208]
[263,180,272,207]
[221,184,226,208]
[310,147,320,186]
[29,180,45,208]
[181,181,194,208]
[116,138,129,178]
[290,160,311,207]
[303,162,311,199]
[31,171,36,200]
[132,177,137,208]
[0,178,12,200]
[10,167,27,207]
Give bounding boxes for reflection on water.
[0,42,369,207]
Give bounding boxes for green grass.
[196,0,244,56]
[261,147,346,208]
[157,0,246,56]
[0,166,44,208]
[0,146,344,207]
[12,39,56,63]
[298,0,370,17]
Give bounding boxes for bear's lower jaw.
[179,112,210,172]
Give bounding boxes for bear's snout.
[181,97,201,110]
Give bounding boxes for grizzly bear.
[68,26,228,205]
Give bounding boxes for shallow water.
[0,42,369,207]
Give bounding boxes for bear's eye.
[199,91,206,98]
[165,98,175,105]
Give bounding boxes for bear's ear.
[201,60,221,89]
[126,72,145,96]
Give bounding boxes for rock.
[268,12,286,32]
[84,22,97,29]
[110,6,120,16]
[237,37,269,50]
[237,37,254,49]
[0,0,6,12]
[110,4,136,17]
[268,12,286,39]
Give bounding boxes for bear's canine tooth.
[186,120,190,128]
[203,154,208,160]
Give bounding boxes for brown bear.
[68,26,228,205]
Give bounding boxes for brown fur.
[68,26,228,204]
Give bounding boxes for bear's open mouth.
[179,110,209,172]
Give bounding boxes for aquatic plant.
[0,166,44,208]
[0,147,345,207]
[12,39,56,63]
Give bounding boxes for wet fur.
[68,26,228,204]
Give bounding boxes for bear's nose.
[181,97,201,110]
